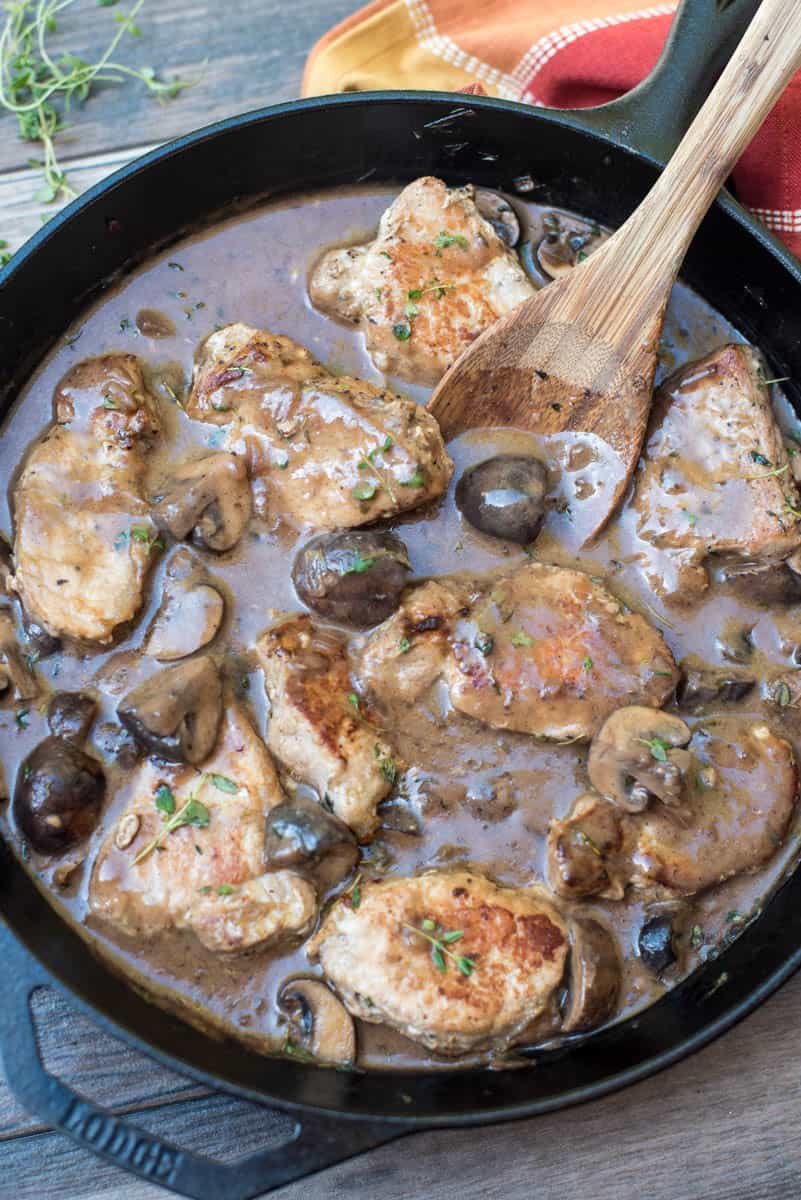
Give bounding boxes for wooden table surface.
[2,2,801,1197]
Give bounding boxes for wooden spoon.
[429,0,801,539]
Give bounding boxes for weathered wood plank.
[1,971,801,1198]
[0,144,157,255]
[0,988,208,1138]
[0,0,355,175]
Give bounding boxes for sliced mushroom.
[153,453,251,552]
[278,978,356,1065]
[264,793,358,890]
[0,608,39,701]
[475,188,520,247]
[546,792,626,901]
[588,706,692,812]
[117,655,223,764]
[718,558,801,606]
[561,917,620,1034]
[47,691,97,744]
[677,667,755,712]
[144,550,225,661]
[537,212,607,278]
[14,735,105,855]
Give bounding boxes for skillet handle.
[551,0,763,165]
[0,925,406,1200]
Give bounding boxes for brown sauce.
[2,185,801,1071]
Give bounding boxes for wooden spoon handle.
[587,0,801,350]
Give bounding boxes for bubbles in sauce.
[1,186,801,1071]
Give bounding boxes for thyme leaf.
[403,921,476,977]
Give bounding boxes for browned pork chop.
[309,177,535,385]
[257,616,396,838]
[548,718,797,898]
[90,704,316,952]
[186,323,452,528]
[12,355,161,643]
[632,344,801,601]
[308,869,568,1055]
[359,563,679,741]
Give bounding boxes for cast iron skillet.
[2,1,801,1196]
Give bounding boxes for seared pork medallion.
[256,616,395,838]
[3,182,801,1070]
[310,177,535,385]
[359,562,679,739]
[90,704,316,952]
[308,870,572,1055]
[11,354,161,643]
[548,715,797,899]
[187,323,452,527]
[632,344,801,602]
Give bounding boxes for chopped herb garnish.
[374,743,397,785]
[347,692,360,711]
[352,480,377,501]
[433,231,468,250]
[726,910,743,923]
[404,920,475,976]
[168,261,184,271]
[130,525,164,552]
[209,773,237,794]
[750,451,770,466]
[154,783,175,815]
[113,530,129,550]
[392,322,412,342]
[380,250,393,260]
[346,873,362,909]
[511,631,533,647]
[216,883,235,896]
[639,736,670,763]
[690,924,705,949]
[283,1038,318,1063]
[574,829,602,856]
[774,680,792,707]
[582,656,593,671]
[133,793,210,865]
[343,554,376,575]
[398,636,412,654]
[686,512,698,527]
[382,435,394,453]
[15,708,29,728]
[101,395,117,410]
[404,300,419,321]
[474,631,494,656]
[400,467,425,488]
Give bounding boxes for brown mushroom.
[0,608,39,701]
[677,667,755,712]
[588,706,692,812]
[475,188,520,247]
[264,792,358,889]
[561,917,621,1034]
[117,655,223,764]
[14,736,105,855]
[47,691,97,743]
[278,978,356,1065]
[152,453,251,552]
[144,550,225,661]
[537,212,607,278]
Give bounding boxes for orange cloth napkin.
[303,0,801,260]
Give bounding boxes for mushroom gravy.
[1,184,801,1071]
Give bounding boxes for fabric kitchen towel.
[302,0,801,260]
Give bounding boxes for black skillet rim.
[2,90,801,1128]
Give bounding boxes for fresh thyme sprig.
[404,919,476,977]
[133,783,210,865]
[0,0,195,210]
